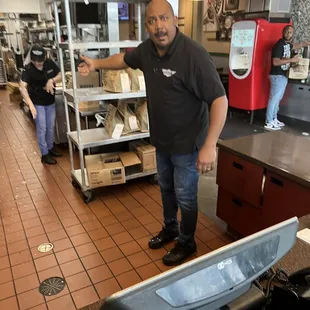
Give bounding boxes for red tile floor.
[0,90,233,310]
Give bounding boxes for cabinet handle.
[232,198,242,207]
[271,176,283,187]
[233,162,243,170]
[298,87,304,90]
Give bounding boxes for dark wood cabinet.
[217,150,264,207]
[262,171,310,227]
[216,132,310,237]
[216,188,264,236]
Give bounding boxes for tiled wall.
[291,0,310,42]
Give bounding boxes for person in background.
[78,0,228,266]
[265,25,310,130]
[20,45,63,165]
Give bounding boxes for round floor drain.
[38,243,54,253]
[39,277,66,296]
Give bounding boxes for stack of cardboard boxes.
[69,69,156,188]
[85,140,156,188]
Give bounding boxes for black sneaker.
[162,241,197,266]
[49,148,62,157]
[41,154,57,165]
[149,229,179,250]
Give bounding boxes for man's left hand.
[196,145,217,174]
[45,79,54,95]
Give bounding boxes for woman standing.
[20,45,62,164]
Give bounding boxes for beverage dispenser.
[228,19,291,123]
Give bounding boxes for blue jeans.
[156,150,199,245]
[266,75,288,123]
[34,104,56,156]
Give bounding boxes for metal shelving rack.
[0,49,7,86]
[50,0,154,202]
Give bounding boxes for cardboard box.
[129,140,157,172]
[66,72,99,89]
[79,101,101,111]
[85,152,141,188]
[76,71,99,88]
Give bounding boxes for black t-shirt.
[270,39,293,76]
[21,59,60,106]
[124,29,226,154]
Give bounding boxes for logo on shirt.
[281,44,291,71]
[47,69,53,74]
[162,69,176,77]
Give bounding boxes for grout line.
[0,92,232,308]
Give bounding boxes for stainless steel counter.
[280,81,310,122]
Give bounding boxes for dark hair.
[282,25,293,35]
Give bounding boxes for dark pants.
[156,150,199,245]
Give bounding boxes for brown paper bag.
[125,68,146,92]
[65,72,72,89]
[104,104,124,139]
[117,99,141,134]
[135,99,149,132]
[289,58,310,79]
[102,70,131,93]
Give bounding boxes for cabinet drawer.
[216,188,264,237]
[217,149,264,207]
[262,171,310,227]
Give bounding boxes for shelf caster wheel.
[72,179,79,189]
[149,174,158,185]
[83,191,94,203]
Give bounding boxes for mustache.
[155,31,167,37]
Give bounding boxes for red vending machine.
[228,19,291,123]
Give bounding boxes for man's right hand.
[290,55,300,63]
[78,55,95,76]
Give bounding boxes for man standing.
[79,0,228,266]
[20,45,62,164]
[265,25,309,130]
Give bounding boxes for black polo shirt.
[124,28,226,154]
[21,59,60,106]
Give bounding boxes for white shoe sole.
[264,126,281,131]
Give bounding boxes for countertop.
[218,131,310,188]
[289,79,310,86]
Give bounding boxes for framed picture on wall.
[224,0,239,11]
[203,0,223,32]
[118,3,129,21]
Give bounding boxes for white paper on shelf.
[112,124,124,140]
[138,76,146,92]
[297,228,310,245]
[120,73,131,93]
[129,116,139,131]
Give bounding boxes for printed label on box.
[110,169,123,184]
